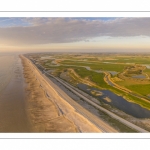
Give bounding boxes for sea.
[0,53,17,93]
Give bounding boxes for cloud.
[0,17,150,45]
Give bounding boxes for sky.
[0,17,150,53]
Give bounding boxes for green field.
[34,53,150,110]
[75,67,110,88]
[126,84,150,96]
[101,56,150,64]
[61,60,126,72]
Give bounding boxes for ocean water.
[0,54,17,92]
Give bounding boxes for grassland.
[100,56,150,64]
[61,60,126,72]
[32,53,150,110]
[115,78,150,95]
[114,64,150,96]
[125,84,150,96]
[75,67,110,88]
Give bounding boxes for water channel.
[77,83,150,118]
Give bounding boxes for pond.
[77,83,150,118]
[83,66,91,70]
[132,75,146,79]
[103,62,113,64]
[83,66,118,76]
[144,65,150,69]
[107,71,118,76]
[105,75,115,86]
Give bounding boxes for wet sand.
[0,57,31,132]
